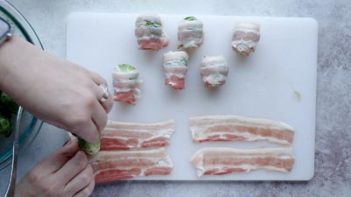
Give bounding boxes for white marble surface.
[1,0,351,196]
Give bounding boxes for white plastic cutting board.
[66,13,317,181]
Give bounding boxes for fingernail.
[63,139,72,146]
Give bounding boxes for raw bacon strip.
[112,64,142,105]
[163,51,189,90]
[191,147,294,177]
[91,148,173,183]
[101,119,175,150]
[190,115,294,145]
[178,16,204,50]
[200,56,229,88]
[232,22,260,56]
[135,15,169,50]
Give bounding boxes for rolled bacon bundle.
[231,22,260,56]
[178,16,204,50]
[135,15,169,50]
[112,64,142,105]
[200,55,229,88]
[163,51,189,90]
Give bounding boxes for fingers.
[90,71,113,113]
[33,138,79,174]
[103,95,113,113]
[56,151,88,183]
[65,165,94,196]
[74,178,95,197]
[68,95,105,143]
[65,69,111,143]
[89,71,106,86]
[95,84,113,113]
[92,102,107,132]
[73,118,99,144]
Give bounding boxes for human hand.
[15,139,95,197]
[0,36,113,143]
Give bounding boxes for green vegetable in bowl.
[0,92,18,116]
[0,115,12,137]
[0,91,18,137]
[78,138,101,156]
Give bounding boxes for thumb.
[35,138,79,174]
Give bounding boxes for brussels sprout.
[78,138,101,156]
[0,116,12,137]
[184,16,197,21]
[118,64,136,72]
[0,92,18,115]
[144,20,161,28]
[0,92,18,138]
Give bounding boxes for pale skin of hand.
[15,139,95,197]
[0,36,113,143]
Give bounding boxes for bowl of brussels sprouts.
[0,1,44,170]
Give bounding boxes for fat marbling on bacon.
[191,147,294,177]
[232,22,260,56]
[101,119,175,150]
[135,15,169,50]
[178,16,204,50]
[200,55,229,88]
[190,115,294,145]
[91,148,173,183]
[112,64,142,105]
[163,51,189,90]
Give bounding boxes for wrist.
[0,36,20,90]
[0,36,41,95]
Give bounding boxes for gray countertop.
[1,0,351,196]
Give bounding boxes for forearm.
[0,35,112,144]
[0,36,44,102]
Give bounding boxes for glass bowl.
[0,0,44,170]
